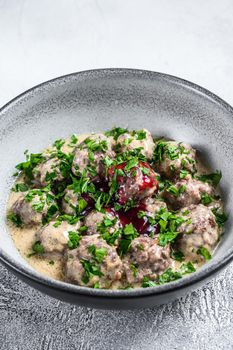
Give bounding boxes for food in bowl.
[6,127,227,289]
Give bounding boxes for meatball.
[65,234,123,288]
[117,129,155,160]
[36,220,81,256]
[11,189,58,226]
[123,236,171,285]
[108,161,159,205]
[154,141,196,178]
[33,157,64,187]
[62,188,94,215]
[84,209,122,245]
[163,175,214,209]
[72,133,115,180]
[142,197,167,215]
[176,204,219,262]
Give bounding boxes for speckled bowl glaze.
[0,69,232,310]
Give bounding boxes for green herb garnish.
[198,171,222,186]
[197,246,212,261]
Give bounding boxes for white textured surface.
[1,0,233,349]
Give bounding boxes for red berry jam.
[108,161,158,205]
[111,202,159,236]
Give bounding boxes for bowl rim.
[0,67,233,299]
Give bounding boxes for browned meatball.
[154,141,196,178]
[11,189,58,226]
[176,204,219,262]
[108,161,159,205]
[123,236,171,285]
[142,197,167,215]
[62,188,94,216]
[117,129,155,160]
[72,133,115,180]
[84,209,122,245]
[65,234,123,288]
[35,220,81,256]
[33,157,65,187]
[163,175,214,209]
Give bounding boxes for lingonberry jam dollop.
[108,161,158,205]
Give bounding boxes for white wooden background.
[0,1,233,349]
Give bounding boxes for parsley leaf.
[12,183,29,192]
[198,171,222,186]
[167,184,186,197]
[124,157,138,172]
[180,169,188,179]
[171,250,184,262]
[53,139,65,150]
[7,213,22,227]
[201,193,213,205]
[16,152,44,180]
[67,231,82,249]
[28,241,45,257]
[81,260,104,284]
[197,246,212,261]
[133,129,147,140]
[158,231,180,246]
[212,208,228,227]
[159,268,182,284]
[105,127,128,140]
[180,262,196,274]
[88,245,107,263]
[118,224,139,255]
[141,277,158,288]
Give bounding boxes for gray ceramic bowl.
[0,69,232,310]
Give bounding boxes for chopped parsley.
[130,263,138,277]
[180,169,189,179]
[105,127,128,140]
[198,171,222,186]
[201,193,213,205]
[12,183,29,192]
[167,184,186,197]
[53,214,81,227]
[141,277,158,288]
[15,152,44,180]
[197,246,212,261]
[67,231,82,249]
[158,231,180,246]
[88,245,107,263]
[124,157,138,172]
[81,260,104,284]
[132,129,147,140]
[7,213,22,227]
[159,268,182,284]
[97,216,121,245]
[171,250,184,262]
[212,209,228,227]
[142,263,196,288]
[118,223,139,255]
[53,139,65,150]
[154,208,185,246]
[28,241,45,257]
[68,134,78,147]
[179,262,196,274]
